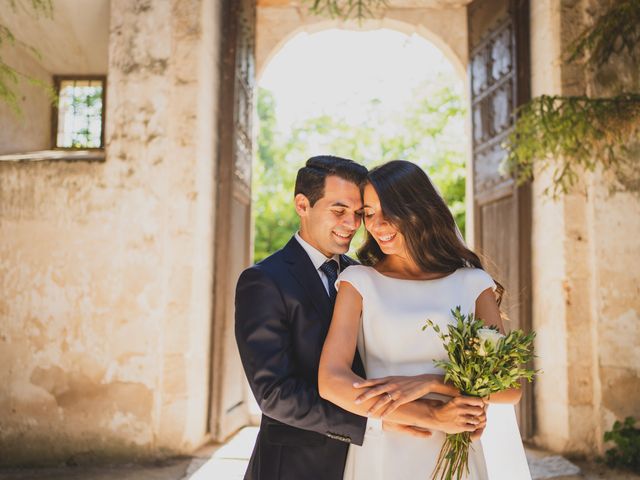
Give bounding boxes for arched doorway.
[211,0,533,443]
[253,26,468,256]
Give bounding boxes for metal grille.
[53,77,106,149]
[470,17,516,201]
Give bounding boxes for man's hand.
[382,420,432,438]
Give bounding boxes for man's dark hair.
[294,155,368,206]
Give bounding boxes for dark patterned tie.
[319,259,340,302]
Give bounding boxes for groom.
[235,156,476,480]
[235,156,368,480]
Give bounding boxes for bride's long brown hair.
[357,160,504,305]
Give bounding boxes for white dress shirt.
[294,232,372,432]
[294,232,341,295]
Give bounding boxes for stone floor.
[1,427,638,480]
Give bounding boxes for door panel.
[209,0,255,442]
[468,0,533,439]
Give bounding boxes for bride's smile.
[362,184,404,255]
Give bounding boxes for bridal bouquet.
[422,306,536,480]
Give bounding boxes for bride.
[318,160,531,479]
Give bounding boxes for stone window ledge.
[0,149,105,163]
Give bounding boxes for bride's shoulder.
[458,267,496,292]
[339,264,377,279]
[336,265,377,295]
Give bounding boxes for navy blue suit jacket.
[235,236,367,480]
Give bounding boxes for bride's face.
[362,184,406,256]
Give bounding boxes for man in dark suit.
[235,156,368,480]
[235,156,468,480]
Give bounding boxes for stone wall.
[530,0,640,455]
[584,0,640,455]
[256,2,469,80]
[0,0,221,466]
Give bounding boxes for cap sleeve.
[335,265,370,298]
[466,268,497,301]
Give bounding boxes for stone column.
[530,0,640,456]
[107,0,221,454]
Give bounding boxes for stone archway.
[251,0,533,441]
[256,5,469,82]
[255,2,476,241]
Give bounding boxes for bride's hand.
[470,424,486,442]
[352,374,459,417]
[469,397,489,441]
[433,396,486,434]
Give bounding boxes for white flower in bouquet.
[477,327,505,356]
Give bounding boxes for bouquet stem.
[431,432,472,480]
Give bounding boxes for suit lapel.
[339,254,357,270]
[283,237,332,320]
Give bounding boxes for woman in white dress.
[318,160,531,479]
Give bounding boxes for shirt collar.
[294,232,341,271]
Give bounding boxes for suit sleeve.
[235,266,367,445]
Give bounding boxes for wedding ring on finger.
[386,392,393,402]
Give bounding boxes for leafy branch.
[567,0,640,66]
[0,0,54,115]
[503,1,640,196]
[503,94,640,197]
[303,0,389,21]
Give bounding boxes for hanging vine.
[504,0,640,196]
[566,0,640,67]
[503,94,640,197]
[303,0,389,21]
[0,0,54,115]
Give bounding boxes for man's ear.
[294,193,310,217]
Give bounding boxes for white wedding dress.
[337,265,532,480]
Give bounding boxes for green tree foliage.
[253,82,467,262]
[252,89,301,262]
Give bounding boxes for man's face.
[297,175,363,257]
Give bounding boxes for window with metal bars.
[52,76,106,149]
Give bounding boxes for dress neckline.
[370,267,461,282]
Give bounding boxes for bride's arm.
[318,281,392,417]
[475,288,523,405]
[319,282,484,433]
